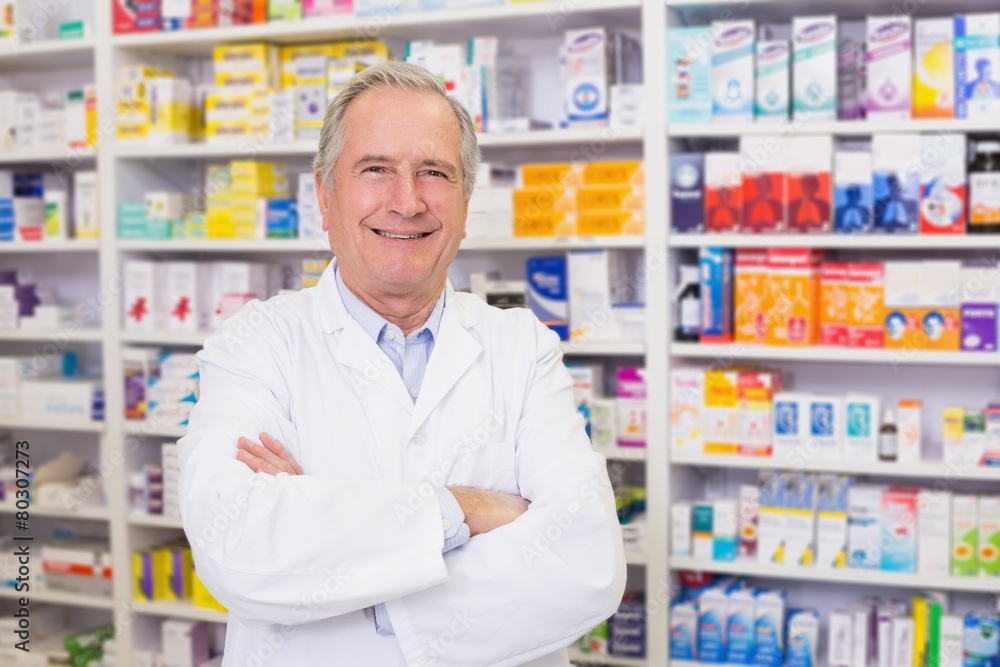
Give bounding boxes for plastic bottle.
[967,141,1000,234]
[879,408,898,462]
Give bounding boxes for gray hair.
[312,60,481,199]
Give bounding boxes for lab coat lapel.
[409,284,482,437]
[316,261,414,412]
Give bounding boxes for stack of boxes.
[690,250,1000,353]
[207,43,281,144]
[41,541,113,596]
[466,163,516,239]
[124,349,199,429]
[514,160,645,238]
[123,260,277,334]
[668,13,1000,124]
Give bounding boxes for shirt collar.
[334,265,446,343]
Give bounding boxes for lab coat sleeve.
[383,314,628,667]
[177,299,450,628]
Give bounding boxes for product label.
[970,172,1000,225]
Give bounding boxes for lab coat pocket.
[446,438,518,495]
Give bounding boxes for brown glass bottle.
[878,408,898,462]
[968,141,1000,234]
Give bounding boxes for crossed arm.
[236,433,530,537]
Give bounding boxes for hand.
[236,432,302,476]
[448,486,529,537]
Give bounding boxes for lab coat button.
[409,386,419,398]
[442,519,451,532]
[411,429,427,446]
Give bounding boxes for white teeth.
[375,230,427,239]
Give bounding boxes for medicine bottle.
[968,141,1000,235]
[878,408,898,462]
[674,265,700,342]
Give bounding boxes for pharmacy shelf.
[0,38,95,71]
[567,647,647,667]
[0,146,96,165]
[114,128,643,160]
[0,502,110,521]
[120,330,209,346]
[0,328,103,342]
[668,234,1000,250]
[595,446,647,462]
[670,342,996,366]
[668,556,1000,593]
[0,417,104,433]
[116,236,643,253]
[131,600,228,625]
[462,236,645,251]
[664,0,1000,16]
[667,118,1000,138]
[123,422,187,439]
[117,239,330,253]
[624,551,647,566]
[560,340,645,356]
[671,451,1000,481]
[128,513,183,529]
[0,240,100,254]
[0,586,115,610]
[112,0,641,53]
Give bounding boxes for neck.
[341,271,444,336]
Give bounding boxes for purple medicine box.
[670,153,705,233]
[961,303,998,351]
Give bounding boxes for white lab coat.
[177,260,627,667]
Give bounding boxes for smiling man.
[177,61,626,666]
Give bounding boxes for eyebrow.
[353,154,459,179]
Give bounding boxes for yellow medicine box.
[192,569,227,612]
[581,160,644,186]
[520,163,577,188]
[513,211,576,237]
[213,43,279,89]
[575,185,645,212]
[576,210,645,236]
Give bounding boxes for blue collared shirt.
[335,267,470,635]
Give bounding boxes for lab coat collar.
[316,259,483,433]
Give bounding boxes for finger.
[238,449,287,476]
[260,433,303,475]
[241,440,296,475]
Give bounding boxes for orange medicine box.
[885,307,960,350]
[704,370,740,455]
[821,262,850,346]
[513,211,575,237]
[581,160,644,186]
[576,210,645,236]
[576,185,645,212]
[735,249,768,344]
[765,248,821,346]
[846,262,885,348]
[521,163,577,188]
[513,187,574,215]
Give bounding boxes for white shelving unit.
[15,0,999,664]
[662,0,1000,662]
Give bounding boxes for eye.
[424,170,448,179]
[364,166,388,174]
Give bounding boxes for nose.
[386,173,428,219]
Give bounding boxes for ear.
[315,171,331,232]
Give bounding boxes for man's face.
[316,88,469,299]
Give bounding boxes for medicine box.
[792,16,838,121]
[671,370,704,452]
[668,27,713,124]
[919,134,967,234]
[952,495,979,576]
[756,41,790,120]
[955,13,1000,120]
[866,16,913,120]
[735,249,768,344]
[704,153,742,233]
[740,137,786,233]
[786,136,833,233]
[913,18,955,118]
[711,20,755,123]
[834,152,873,234]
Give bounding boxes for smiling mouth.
[373,229,431,239]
